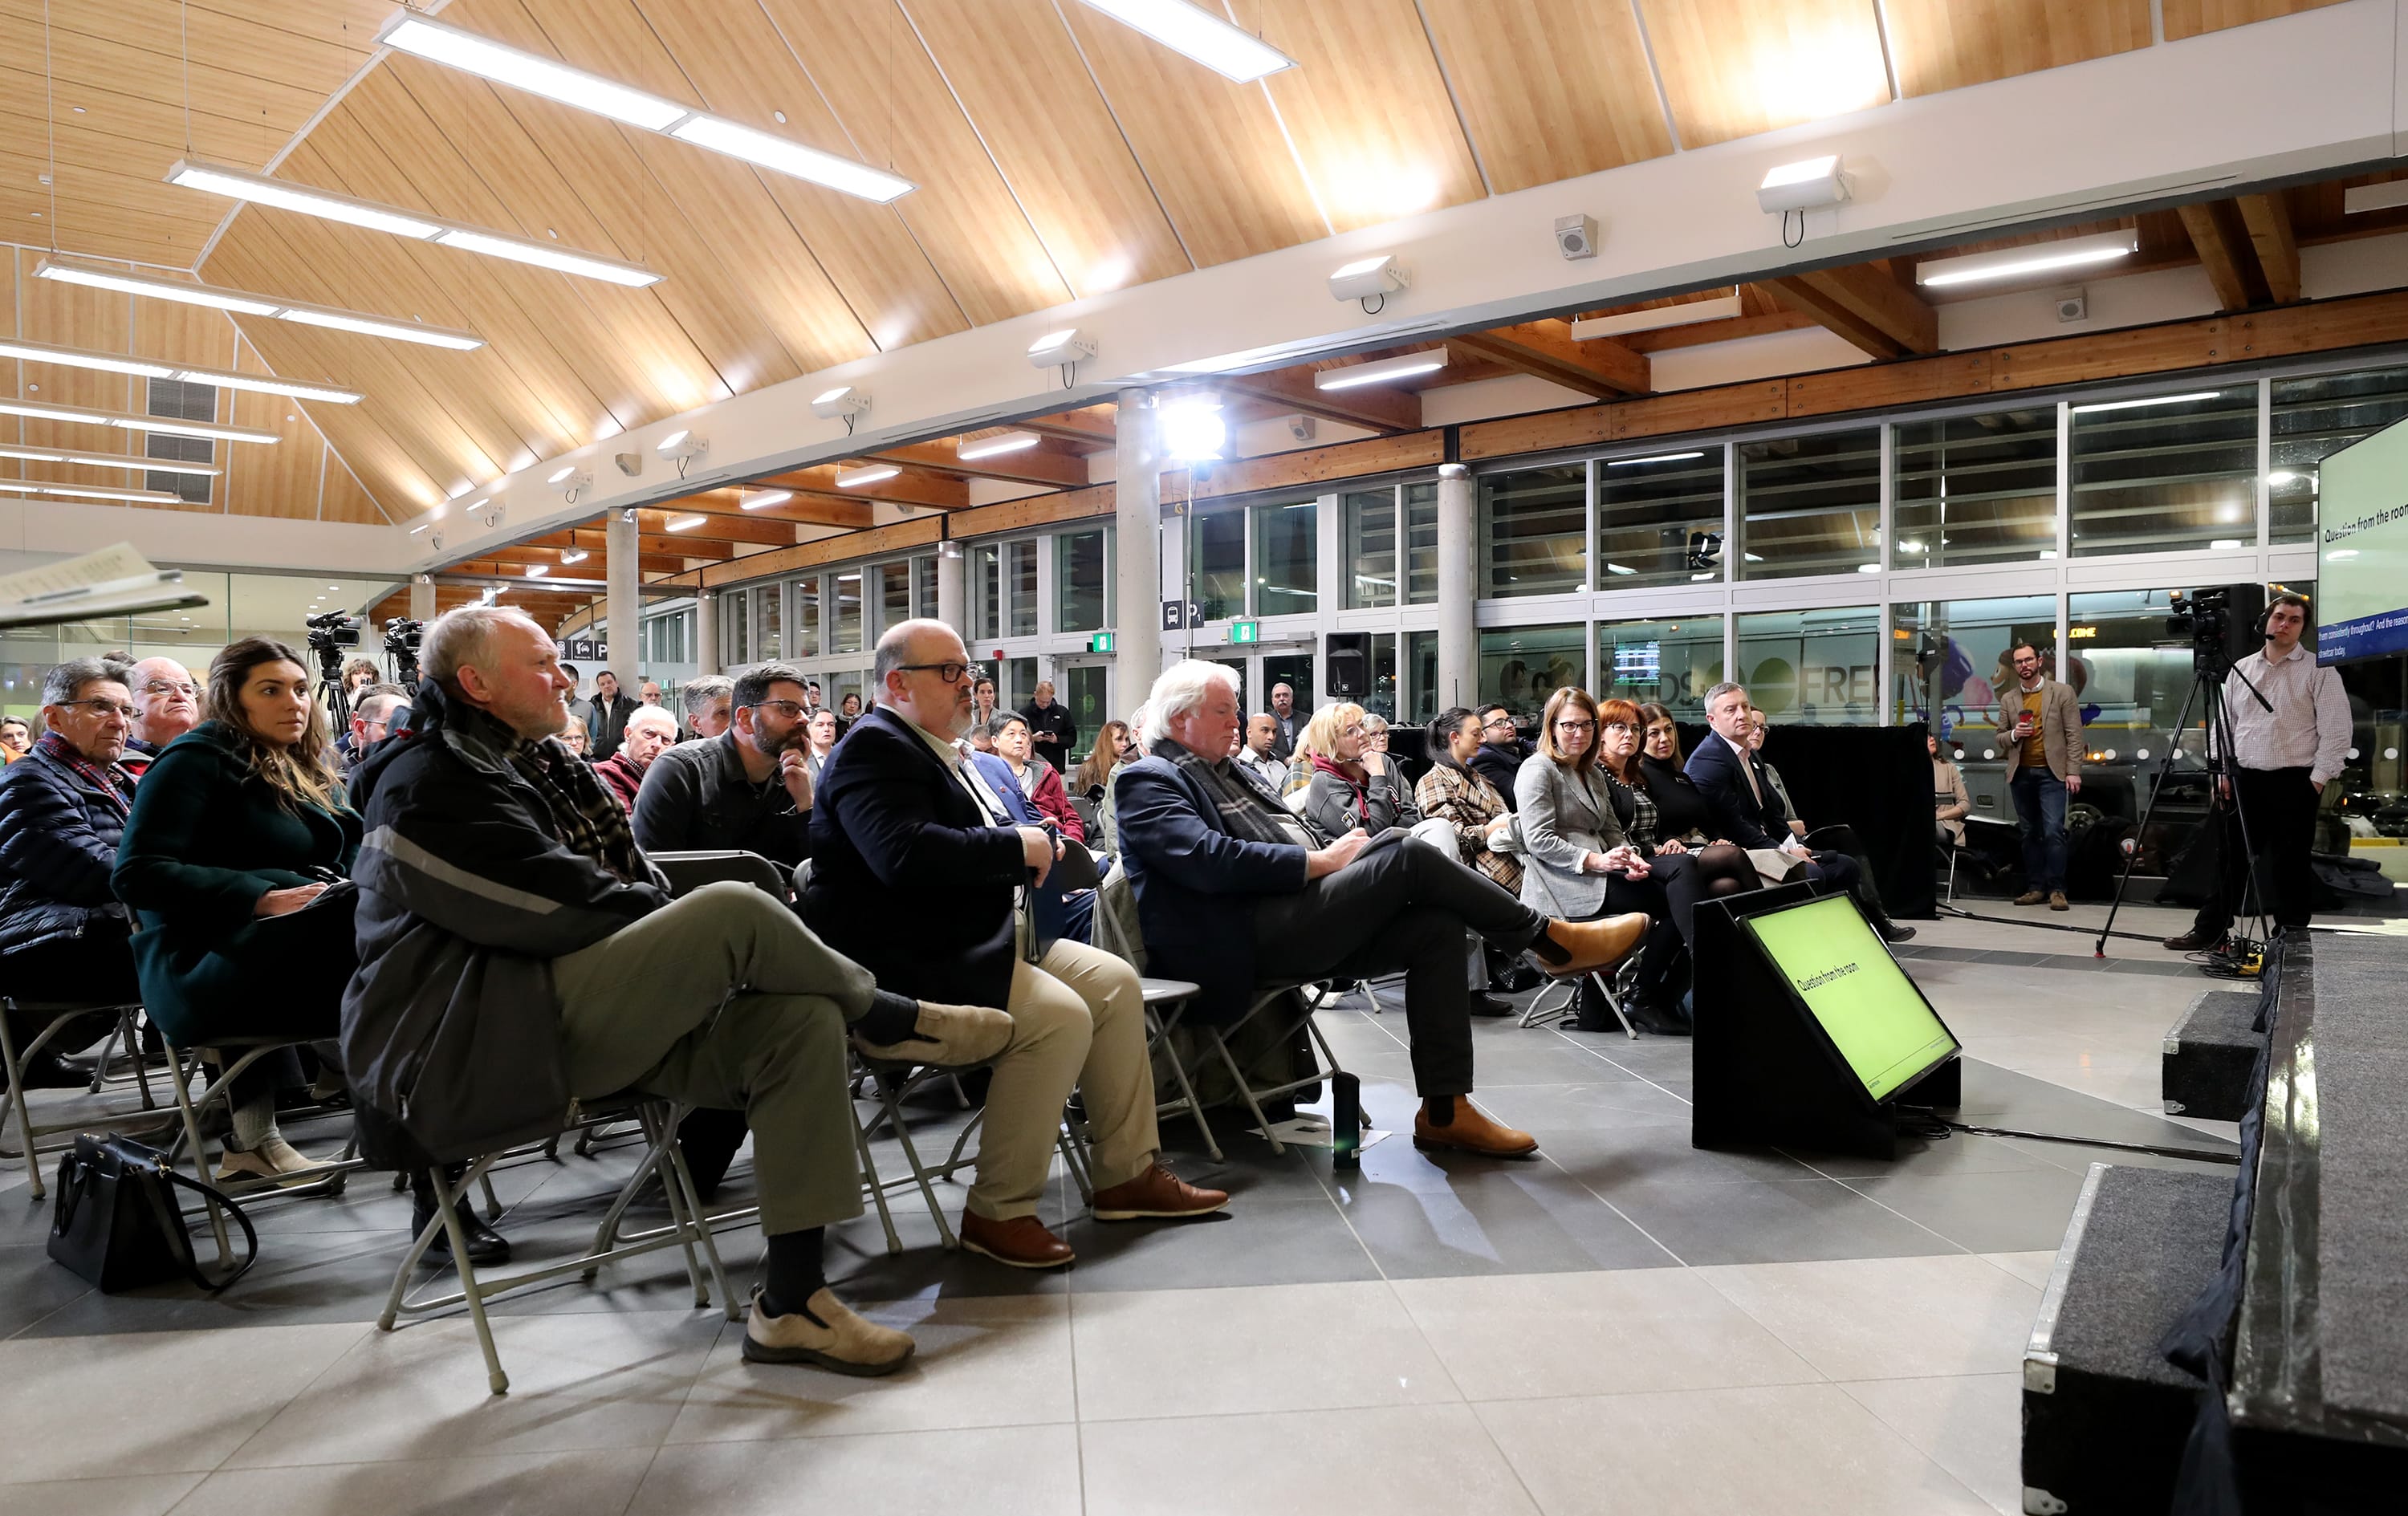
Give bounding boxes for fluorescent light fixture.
[167,160,441,238]
[1857,563,1881,573]
[667,116,913,202]
[1571,296,1743,342]
[665,513,708,532]
[35,257,483,350]
[525,563,549,577]
[2069,391,2223,415]
[1328,254,1409,303]
[201,370,363,404]
[1915,230,2138,288]
[956,432,1041,461]
[0,337,365,404]
[835,465,900,488]
[560,549,590,565]
[0,396,279,444]
[0,445,219,478]
[2211,539,2244,551]
[0,482,184,504]
[2343,181,2408,215]
[1069,0,1297,83]
[2267,470,2301,486]
[1755,155,1848,213]
[1313,348,1447,392]
[376,14,913,201]
[1160,396,1227,462]
[1607,451,1704,467]
[428,229,659,287]
[739,489,793,510]
[1606,563,1636,576]
[1027,328,1097,368]
[810,385,869,420]
[547,465,580,485]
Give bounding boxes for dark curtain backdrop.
[1678,722,1938,921]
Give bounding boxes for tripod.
[311,638,354,737]
[2094,659,2275,960]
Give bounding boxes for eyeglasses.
[1601,721,1635,734]
[1482,717,1515,731]
[63,699,136,720]
[140,680,197,698]
[1553,719,1597,734]
[1342,723,1367,738]
[747,699,807,717]
[897,661,982,685]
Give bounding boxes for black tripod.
[2094,660,2275,961]
[310,636,353,737]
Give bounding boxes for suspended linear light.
[1914,230,2138,289]
[0,481,184,505]
[835,465,900,488]
[1069,0,1297,83]
[525,563,549,577]
[1313,348,1447,392]
[0,396,279,445]
[1607,451,1705,466]
[560,549,590,565]
[956,432,1040,461]
[165,160,663,287]
[35,258,484,351]
[0,445,220,478]
[738,489,793,510]
[665,513,708,532]
[376,14,914,203]
[2069,391,2223,415]
[0,335,364,404]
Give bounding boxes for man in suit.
[804,620,1226,1270]
[1996,641,2083,910]
[1115,661,1646,1159]
[1685,682,1911,943]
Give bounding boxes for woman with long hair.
[1297,700,1422,839]
[1075,720,1130,800]
[114,637,362,1185]
[1594,694,1759,957]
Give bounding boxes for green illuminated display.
[1743,896,1959,1100]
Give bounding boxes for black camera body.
[304,608,361,649]
[2167,583,2265,680]
[384,618,425,686]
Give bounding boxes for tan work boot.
[741,1286,915,1376]
[1532,912,1649,977]
[2048,890,2068,912]
[2013,890,2046,906]
[1412,1097,1539,1157]
[852,1001,1015,1067]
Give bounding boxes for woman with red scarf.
[1298,701,1423,839]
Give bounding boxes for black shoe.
[1489,963,1544,994]
[1875,920,1917,944]
[1625,1002,1693,1037]
[413,1200,511,1268]
[2162,929,2224,952]
[10,1055,88,1090]
[1470,992,1514,1018]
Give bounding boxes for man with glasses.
[630,662,815,868]
[1470,702,1533,811]
[0,659,144,1084]
[114,656,200,780]
[805,620,1227,1269]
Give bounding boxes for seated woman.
[1418,706,1533,998]
[988,712,1085,841]
[113,637,362,1185]
[1512,687,1682,1037]
[1299,701,1423,840]
[1597,697,1759,990]
[1075,720,1131,803]
[1931,733,1971,848]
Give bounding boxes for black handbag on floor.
[47,1132,258,1293]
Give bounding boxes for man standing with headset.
[2163,592,2350,951]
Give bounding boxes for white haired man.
[1114,661,1646,1157]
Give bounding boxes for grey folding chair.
[0,998,154,1197]
[165,1034,364,1261]
[1091,869,1221,1160]
[1493,819,1641,1039]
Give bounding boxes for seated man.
[1235,713,1285,789]
[345,605,1008,1375]
[986,712,1085,840]
[1116,661,1646,1158]
[116,656,199,779]
[681,676,734,742]
[595,705,678,811]
[805,620,1226,1270]
[0,659,143,1084]
[970,725,1099,947]
[632,663,813,867]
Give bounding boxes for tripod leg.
[2210,698,2276,949]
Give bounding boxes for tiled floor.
[0,896,2300,1516]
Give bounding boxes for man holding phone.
[1997,641,2083,910]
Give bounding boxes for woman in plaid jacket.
[1414,706,1521,896]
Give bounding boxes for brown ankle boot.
[1412,1097,1538,1157]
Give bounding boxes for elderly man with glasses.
[112,656,200,780]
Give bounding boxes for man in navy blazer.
[805,620,1226,1270]
[1115,660,1646,1159]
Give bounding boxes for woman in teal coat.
[114,636,361,1185]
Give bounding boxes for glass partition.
[969,543,1001,641]
[1888,595,2056,754]
[1252,498,1318,616]
[2068,385,2257,556]
[2064,588,2212,858]
[1407,628,1438,723]
[1479,464,1586,598]
[752,583,783,660]
[1739,428,1881,579]
[1891,406,2057,567]
[791,574,820,658]
[1007,539,1038,637]
[877,561,910,636]
[1597,448,1726,587]
[1479,622,1587,726]
[1056,529,1106,632]
[1735,605,1880,724]
[2269,366,2408,547]
[1404,482,1438,606]
[832,569,863,654]
[1342,487,1398,608]
[1190,507,1246,622]
[1598,616,1725,719]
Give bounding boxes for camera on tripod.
[2166,583,2265,681]
[384,617,425,685]
[304,608,361,651]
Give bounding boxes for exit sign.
[1088,632,1114,653]
[1230,619,1260,644]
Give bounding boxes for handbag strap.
[144,1165,261,1292]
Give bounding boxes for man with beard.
[630,661,814,867]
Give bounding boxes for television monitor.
[2316,413,2408,663]
[1742,893,1959,1100]
[1612,640,1662,683]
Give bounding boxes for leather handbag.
[47,1132,258,1293]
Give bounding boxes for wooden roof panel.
[1881,0,2151,96]
[1634,0,1892,148]
[1415,0,1674,194]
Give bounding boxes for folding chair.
[1091,870,1220,1160]
[1492,820,1641,1039]
[165,1034,364,1261]
[0,997,153,1197]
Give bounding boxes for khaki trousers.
[970,938,1159,1221]
[550,880,872,1235]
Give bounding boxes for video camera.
[384,617,424,685]
[303,608,361,649]
[2166,583,2266,681]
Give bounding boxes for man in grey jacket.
[344,605,1009,1377]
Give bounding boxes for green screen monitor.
[1743,894,1959,1101]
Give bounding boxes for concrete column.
[605,508,641,689]
[408,574,435,621]
[1435,461,1476,710]
[1113,386,1162,697]
[694,588,719,675]
[936,540,965,633]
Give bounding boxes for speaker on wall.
[1326,632,1369,698]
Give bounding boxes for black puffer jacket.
[0,741,134,955]
[342,679,670,1168]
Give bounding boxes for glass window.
[1597,448,1725,587]
[1598,616,1725,720]
[914,555,938,619]
[1058,530,1106,632]
[1479,464,1586,598]
[792,575,820,658]
[2270,366,2408,547]
[1404,482,1438,606]
[832,570,863,654]
[753,584,782,660]
[2065,589,2215,858]
[1479,622,1586,725]
[1063,665,1110,738]
[1252,498,1317,616]
[1363,632,1399,721]
[1007,539,1037,637]
[1343,488,1397,608]
[1190,508,1246,622]
[877,561,910,634]
[1408,629,1438,723]
[722,591,750,665]
[1892,407,2057,568]
[1735,605,1880,725]
[2069,385,2257,557]
[1739,429,1881,579]
[1003,655,1037,708]
[1888,595,2056,758]
[970,543,1001,641]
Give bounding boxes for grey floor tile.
[1537,1126,1824,1189]
[167,1449,657,1516]
[1603,1177,1962,1266]
[0,1241,94,1338]
[1061,1188,1374,1294]
[633,1425,1081,1515]
[1327,1160,1677,1278]
[18,1230,413,1338]
[1083,1403,1535,1516]
[1840,1165,2093,1254]
[0,1473,206,1516]
[1780,1132,2068,1181]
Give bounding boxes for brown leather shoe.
[853,1001,1015,1067]
[958,1209,1076,1269]
[1534,912,1648,977]
[2013,890,2046,906]
[2162,928,2224,952]
[1091,1163,1230,1221]
[1412,1097,1539,1157]
[2048,890,2068,912]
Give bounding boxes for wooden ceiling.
[0,0,2356,539]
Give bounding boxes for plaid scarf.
[445,706,649,884]
[1157,737,1329,848]
[35,730,132,822]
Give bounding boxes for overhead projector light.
[809,385,869,420]
[1329,254,1409,309]
[1755,156,1849,214]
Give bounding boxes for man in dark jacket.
[344,605,1008,1376]
[584,669,641,761]
[0,659,140,1083]
[631,662,814,866]
[1469,705,1532,810]
[1019,679,1077,772]
[805,620,1225,1270]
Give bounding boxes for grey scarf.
[1157,737,1329,848]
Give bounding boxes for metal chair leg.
[880,1080,958,1247]
[1147,1002,1222,1162]
[169,1047,233,1262]
[1206,1024,1287,1156]
[852,1113,905,1256]
[428,1165,510,1395]
[0,999,39,1197]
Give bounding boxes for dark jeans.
[1252,835,1542,1099]
[2010,769,2068,892]
[2191,766,2321,936]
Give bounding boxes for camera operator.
[2162,593,2349,950]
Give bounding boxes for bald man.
[119,656,199,779]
